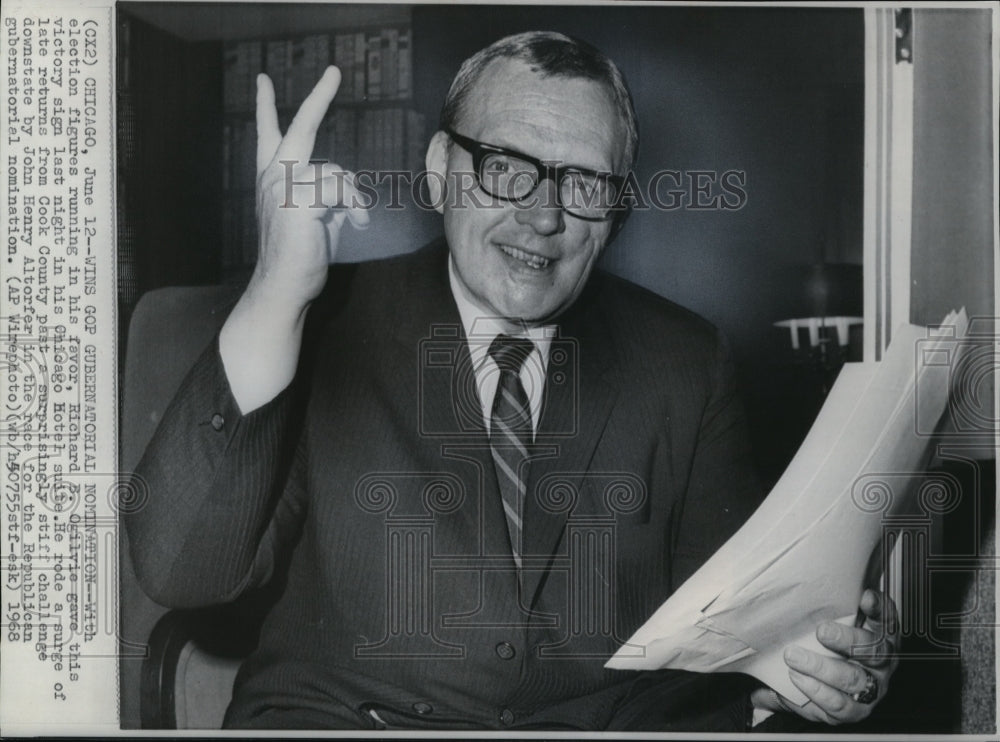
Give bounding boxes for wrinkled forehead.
[458,58,629,172]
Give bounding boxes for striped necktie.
[488,334,535,568]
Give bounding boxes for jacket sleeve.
[125,335,307,608]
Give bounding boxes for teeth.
[499,244,551,270]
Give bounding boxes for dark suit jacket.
[128,239,764,730]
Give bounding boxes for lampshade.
[801,262,863,318]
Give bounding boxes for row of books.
[316,108,428,174]
[222,107,427,192]
[224,40,264,112]
[333,27,412,103]
[223,26,413,111]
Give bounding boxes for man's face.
[428,58,627,325]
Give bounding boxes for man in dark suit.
[128,31,897,730]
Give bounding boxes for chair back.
[122,285,239,471]
[120,285,239,729]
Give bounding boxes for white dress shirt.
[448,257,555,439]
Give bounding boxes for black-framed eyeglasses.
[444,128,626,222]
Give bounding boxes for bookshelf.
[221,23,427,281]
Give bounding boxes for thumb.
[751,687,792,713]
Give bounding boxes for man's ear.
[425,130,450,215]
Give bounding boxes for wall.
[911,9,994,327]
[119,2,411,41]
[908,9,995,734]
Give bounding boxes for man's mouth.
[498,244,552,270]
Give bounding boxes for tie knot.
[488,334,535,374]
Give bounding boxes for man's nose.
[513,177,565,235]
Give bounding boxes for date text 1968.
[4,10,115,710]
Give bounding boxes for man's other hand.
[751,589,900,726]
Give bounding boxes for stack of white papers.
[606,310,970,704]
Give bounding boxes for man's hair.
[439,31,639,173]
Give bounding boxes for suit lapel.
[522,278,621,606]
[390,244,538,632]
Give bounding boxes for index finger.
[275,66,342,165]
